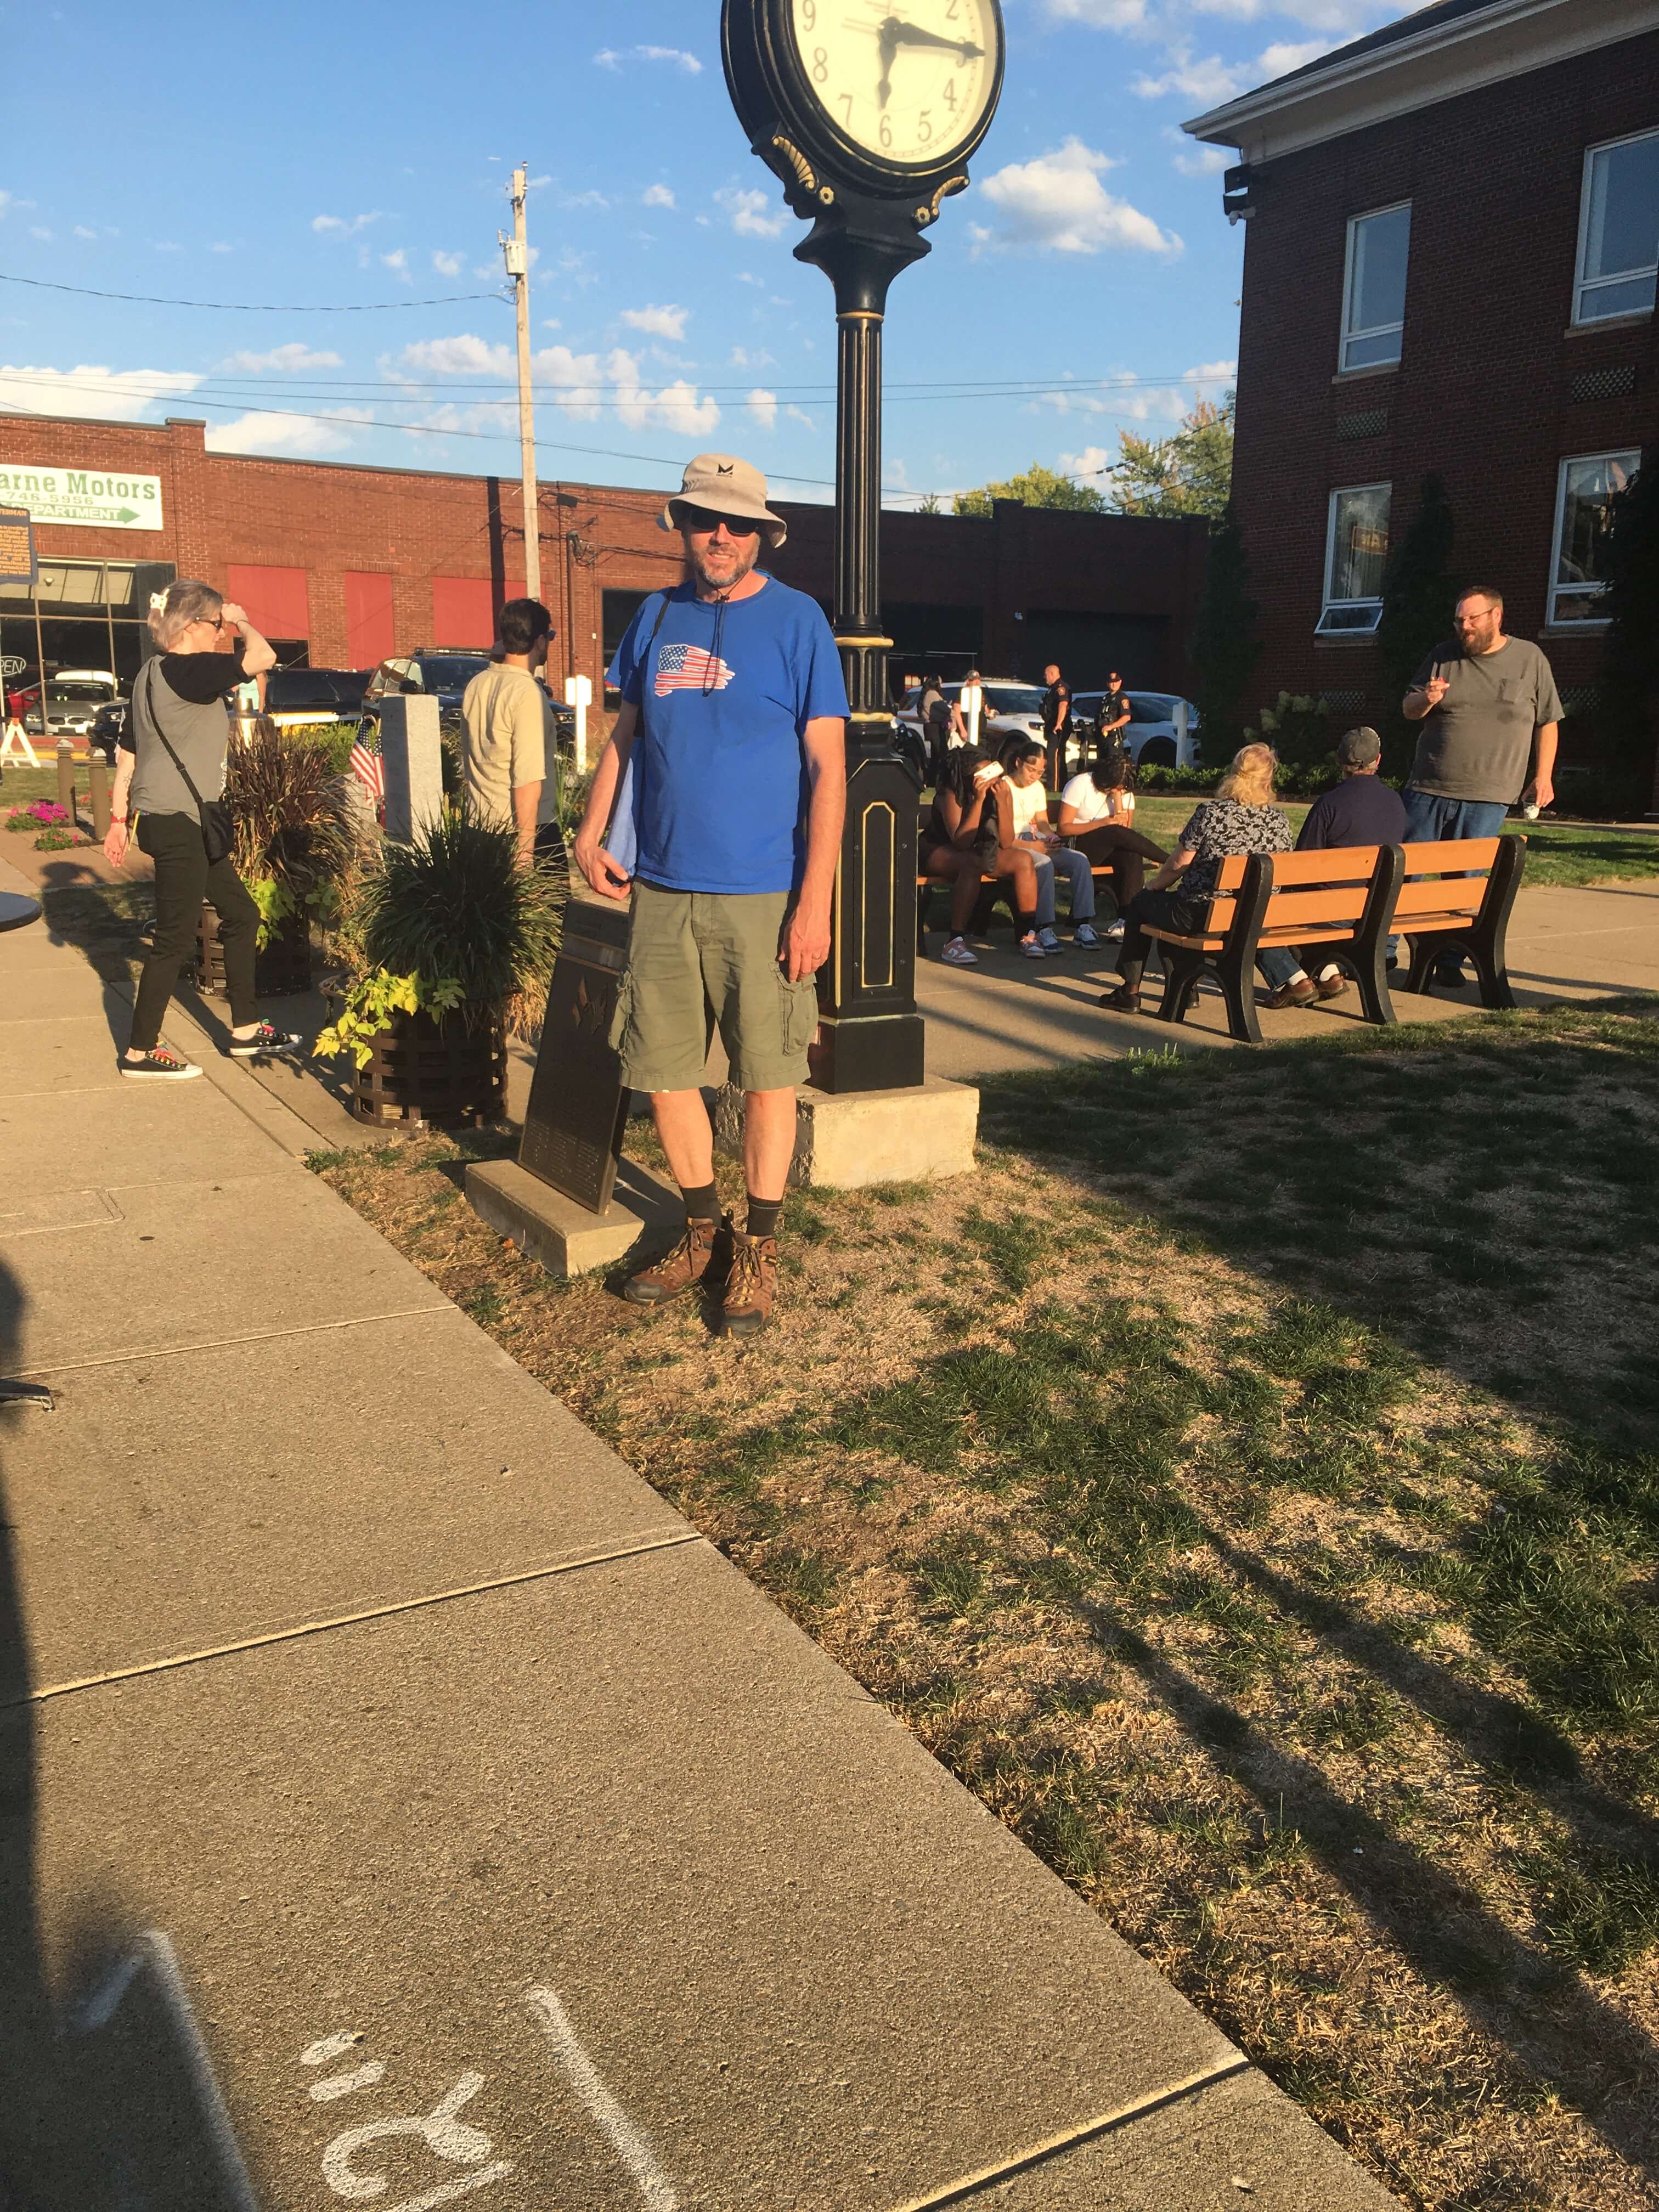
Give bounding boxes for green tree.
[1109,394,1234,521]
[1191,504,1261,763]
[1376,472,1458,775]
[952,464,1106,518]
[1596,447,1659,810]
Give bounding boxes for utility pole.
[501,164,540,603]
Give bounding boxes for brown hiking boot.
[721,1231,778,1338]
[623,1215,726,1305]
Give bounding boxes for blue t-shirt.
[607,577,848,895]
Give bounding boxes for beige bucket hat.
[660,452,787,549]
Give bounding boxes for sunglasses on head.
[680,505,761,537]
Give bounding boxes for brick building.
[0,414,1207,707]
[1184,0,1658,787]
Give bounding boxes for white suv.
[896,679,1049,758]
[1071,690,1201,770]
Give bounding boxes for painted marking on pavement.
[526,1987,680,2211]
[311,2062,389,2102]
[320,2068,509,2205]
[886,2055,1255,2210]
[71,1928,261,2212]
[11,1528,706,1706]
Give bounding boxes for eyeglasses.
[199,614,225,633]
[680,506,761,538]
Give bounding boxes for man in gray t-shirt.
[1402,584,1562,838]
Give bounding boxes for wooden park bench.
[1141,834,1525,1044]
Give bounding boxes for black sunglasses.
[679,505,761,537]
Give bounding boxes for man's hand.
[1523,775,1554,812]
[572,830,631,902]
[783,894,831,982]
[102,821,129,869]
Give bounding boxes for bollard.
[56,738,77,825]
[89,754,111,840]
[377,694,444,844]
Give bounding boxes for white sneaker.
[1037,926,1062,951]
[1105,920,1126,941]
[1019,933,1047,958]
[1074,922,1100,948]
[120,1047,203,1082]
[941,936,978,967]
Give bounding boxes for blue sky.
[0,0,1417,507]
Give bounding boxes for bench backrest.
[1254,844,1383,934]
[1392,836,1504,927]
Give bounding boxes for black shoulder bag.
[137,659,236,864]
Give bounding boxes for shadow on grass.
[978,1002,1659,1454]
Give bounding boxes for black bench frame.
[1401,833,1527,1009]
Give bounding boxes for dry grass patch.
[311,1005,1659,2212]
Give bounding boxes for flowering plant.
[5,800,72,832]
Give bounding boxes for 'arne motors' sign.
[0,462,163,532]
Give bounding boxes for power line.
[0,271,510,314]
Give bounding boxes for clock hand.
[877,14,898,108]
[887,18,985,61]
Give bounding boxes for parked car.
[1070,690,1201,770]
[896,678,1049,764]
[359,653,574,751]
[89,698,128,762]
[25,669,118,740]
[264,668,370,732]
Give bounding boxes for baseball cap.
[1336,725,1382,766]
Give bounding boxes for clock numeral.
[879,111,892,150]
[811,43,828,82]
[837,91,853,123]
[800,0,816,23]
[943,77,957,110]
[918,109,932,143]
[945,0,960,16]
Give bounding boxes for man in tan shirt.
[460,596,555,866]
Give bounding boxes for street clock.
[723,0,1005,232]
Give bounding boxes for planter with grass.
[315,807,562,1129]
[194,723,358,1000]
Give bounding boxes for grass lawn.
[311,1000,1659,2212]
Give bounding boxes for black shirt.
[1041,680,1071,740]
[1295,774,1409,851]
[1099,687,1130,735]
[118,646,246,749]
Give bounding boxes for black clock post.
[721,1,1005,1096]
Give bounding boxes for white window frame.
[1317,482,1391,636]
[1548,449,1640,627]
[1339,201,1410,373]
[1573,126,1659,327]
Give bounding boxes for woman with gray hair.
[103,580,298,1079]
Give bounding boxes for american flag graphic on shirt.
[654,642,735,696]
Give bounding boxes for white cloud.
[0,193,10,219]
[642,184,676,210]
[204,410,357,457]
[618,302,689,341]
[558,189,610,211]
[785,404,817,431]
[1131,50,1250,101]
[210,241,234,253]
[312,211,382,236]
[400,334,512,377]
[1059,444,1116,480]
[218,343,345,374]
[432,249,465,276]
[735,271,764,286]
[152,241,183,253]
[976,139,1182,256]
[0,363,203,422]
[381,249,411,282]
[1044,0,1148,22]
[1257,36,1334,75]
[595,44,702,73]
[747,388,778,430]
[30,227,53,242]
[1165,128,1232,176]
[72,224,97,241]
[716,187,788,240]
[395,335,720,435]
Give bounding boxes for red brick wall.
[1231,32,1659,771]
[5,414,1209,699]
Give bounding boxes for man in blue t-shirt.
[573,453,848,1335]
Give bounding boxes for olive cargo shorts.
[609,882,820,1094]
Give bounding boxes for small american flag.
[350,729,385,805]
[654,642,735,696]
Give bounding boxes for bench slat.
[1400,836,1502,876]
[1266,846,1381,886]
[1255,884,1373,928]
[1393,879,1488,919]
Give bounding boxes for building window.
[1340,202,1410,371]
[1575,128,1659,324]
[1317,483,1391,635]
[1549,450,1640,625]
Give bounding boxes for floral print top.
[1176,799,1294,899]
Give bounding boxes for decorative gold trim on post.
[834,634,896,650]
[771,135,816,191]
[915,175,969,226]
[837,308,884,322]
[860,800,896,991]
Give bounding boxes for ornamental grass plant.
[224,723,359,947]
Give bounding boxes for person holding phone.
[919,746,1045,965]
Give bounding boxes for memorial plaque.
[0,506,35,589]
[518,893,631,1214]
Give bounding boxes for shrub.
[225,724,359,948]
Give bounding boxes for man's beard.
[686,535,760,595]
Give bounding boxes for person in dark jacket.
[1262,724,1410,1007]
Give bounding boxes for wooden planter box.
[195,901,313,999]
[350,1008,506,1130]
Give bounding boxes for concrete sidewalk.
[0,852,1400,2208]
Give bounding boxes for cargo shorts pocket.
[605,971,635,1055]
[777,969,821,1056]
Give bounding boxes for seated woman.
[1056,745,1170,936]
[999,737,1099,950]
[1099,741,1304,1013]
[919,746,1046,966]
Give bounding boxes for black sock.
[682,1181,720,1224]
[746,1194,783,1241]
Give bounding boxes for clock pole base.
[809,1008,926,1096]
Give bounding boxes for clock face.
[785,0,998,171]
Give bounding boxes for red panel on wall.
[343,571,396,667]
[428,576,525,648]
[228,563,309,642]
